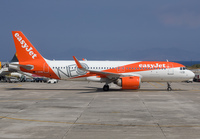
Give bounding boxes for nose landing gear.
[167,82,172,91]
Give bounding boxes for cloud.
[160,12,200,28]
[158,1,200,28]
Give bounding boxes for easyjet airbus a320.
[9,31,195,91]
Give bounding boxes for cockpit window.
[180,67,187,70]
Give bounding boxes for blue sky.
[0,0,200,61]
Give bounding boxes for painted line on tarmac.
[1,116,200,128]
[156,82,165,86]
[13,84,22,87]
[0,98,48,102]
[148,82,158,88]
[191,90,200,92]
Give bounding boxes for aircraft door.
[117,66,125,72]
[167,63,174,75]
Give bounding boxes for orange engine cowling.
[115,76,141,89]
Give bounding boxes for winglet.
[73,56,83,69]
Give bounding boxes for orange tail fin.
[11,31,60,79]
[12,31,43,62]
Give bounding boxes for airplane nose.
[188,71,195,79]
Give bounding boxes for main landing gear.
[103,84,109,91]
[167,82,172,91]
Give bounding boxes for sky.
[0,0,200,62]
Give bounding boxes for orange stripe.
[72,61,184,79]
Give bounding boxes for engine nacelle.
[115,76,141,89]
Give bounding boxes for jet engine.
[114,76,141,89]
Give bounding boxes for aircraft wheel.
[167,87,172,91]
[103,85,109,91]
[167,82,172,91]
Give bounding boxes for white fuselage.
[46,60,194,82]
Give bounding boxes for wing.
[72,56,142,80]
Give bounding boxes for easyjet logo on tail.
[14,33,37,59]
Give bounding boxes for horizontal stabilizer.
[10,64,34,70]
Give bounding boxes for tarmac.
[0,80,200,139]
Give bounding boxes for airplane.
[9,31,195,91]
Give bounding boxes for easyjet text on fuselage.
[139,63,166,68]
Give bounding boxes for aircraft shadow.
[6,87,186,93]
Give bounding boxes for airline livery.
[10,31,195,91]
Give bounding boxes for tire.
[167,87,172,91]
[103,85,109,91]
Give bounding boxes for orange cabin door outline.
[117,66,125,72]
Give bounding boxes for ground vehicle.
[33,77,48,83]
[48,79,58,84]
[8,77,19,83]
[186,79,193,83]
[194,74,200,82]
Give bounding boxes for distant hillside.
[187,64,200,69]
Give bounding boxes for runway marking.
[0,98,48,102]
[191,90,200,92]
[156,82,165,86]
[148,82,158,88]
[13,84,22,87]
[1,116,200,128]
